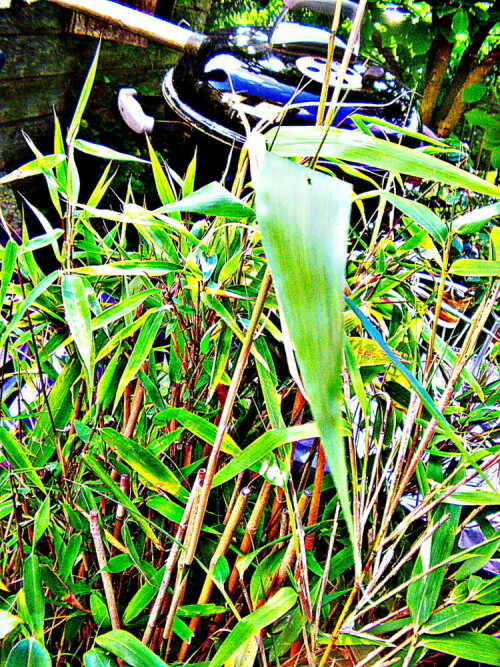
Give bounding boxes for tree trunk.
[420,30,453,127]
[437,48,500,137]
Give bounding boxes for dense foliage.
[1,5,500,666]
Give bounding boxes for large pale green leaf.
[208,588,297,667]
[0,154,66,185]
[96,630,168,667]
[255,152,356,564]
[419,632,500,665]
[100,428,188,502]
[423,603,500,634]
[5,639,52,667]
[32,496,51,549]
[266,126,500,198]
[62,274,93,385]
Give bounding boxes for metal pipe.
[46,0,207,53]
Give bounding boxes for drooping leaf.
[0,427,46,493]
[32,496,51,549]
[266,126,500,198]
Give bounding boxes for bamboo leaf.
[32,496,51,549]
[23,554,45,644]
[67,42,101,143]
[96,630,168,667]
[423,603,500,634]
[75,262,179,277]
[208,588,297,667]
[0,610,21,640]
[153,407,241,456]
[419,632,500,665]
[378,190,448,245]
[212,422,320,487]
[255,151,357,567]
[62,274,93,385]
[452,202,500,234]
[450,259,500,276]
[5,638,52,667]
[114,310,165,407]
[0,427,46,493]
[100,428,189,502]
[83,648,117,667]
[82,454,159,543]
[157,182,255,219]
[266,126,500,198]
[0,240,17,308]
[74,139,150,163]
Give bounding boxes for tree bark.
[437,47,500,137]
[420,30,453,126]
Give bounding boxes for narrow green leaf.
[266,126,500,198]
[256,152,356,566]
[419,632,500,665]
[208,588,297,667]
[122,566,165,625]
[23,554,45,644]
[62,274,93,384]
[59,534,82,582]
[100,428,189,502]
[378,190,447,245]
[5,638,52,667]
[446,489,500,505]
[454,537,500,581]
[146,135,179,215]
[96,630,168,667]
[0,240,17,308]
[32,497,51,550]
[153,407,241,456]
[0,154,66,184]
[450,259,500,276]
[452,202,500,234]
[4,270,60,338]
[74,139,149,163]
[0,427,46,492]
[0,610,21,640]
[67,42,101,143]
[75,261,179,277]
[115,310,164,407]
[423,603,500,634]
[157,181,255,219]
[212,422,320,487]
[90,592,111,630]
[82,454,159,543]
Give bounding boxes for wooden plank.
[0,114,56,165]
[69,0,158,46]
[0,33,176,79]
[0,3,66,35]
[0,73,68,124]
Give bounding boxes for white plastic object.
[118,88,155,134]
